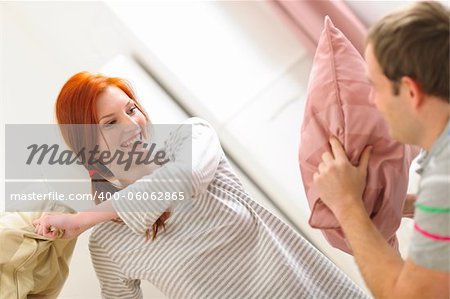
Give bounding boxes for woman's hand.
[33,212,84,239]
[32,201,119,239]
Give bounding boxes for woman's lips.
[120,131,142,148]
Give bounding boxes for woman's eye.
[102,120,116,129]
[127,105,138,115]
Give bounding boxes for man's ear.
[401,76,424,110]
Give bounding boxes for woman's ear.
[401,76,424,110]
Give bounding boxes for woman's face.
[95,86,155,185]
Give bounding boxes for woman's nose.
[118,114,140,137]
[123,113,140,127]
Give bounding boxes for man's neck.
[420,100,450,151]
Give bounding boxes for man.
[314,2,449,298]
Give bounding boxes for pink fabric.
[270,0,367,56]
[298,16,420,254]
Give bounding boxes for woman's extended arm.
[34,117,221,239]
[33,200,118,239]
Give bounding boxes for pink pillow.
[298,16,419,254]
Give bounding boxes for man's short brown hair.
[367,1,449,102]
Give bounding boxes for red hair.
[55,72,169,240]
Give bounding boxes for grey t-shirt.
[408,120,450,272]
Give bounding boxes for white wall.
[1,1,133,124]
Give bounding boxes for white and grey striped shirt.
[89,118,368,299]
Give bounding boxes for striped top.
[409,119,450,271]
[89,118,368,299]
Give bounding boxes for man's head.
[365,1,449,146]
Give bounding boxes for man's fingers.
[329,136,348,162]
[313,172,319,182]
[321,151,334,164]
[318,162,327,174]
[359,145,373,173]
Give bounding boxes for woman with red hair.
[33,72,368,299]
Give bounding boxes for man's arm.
[314,137,449,298]
[336,200,449,298]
